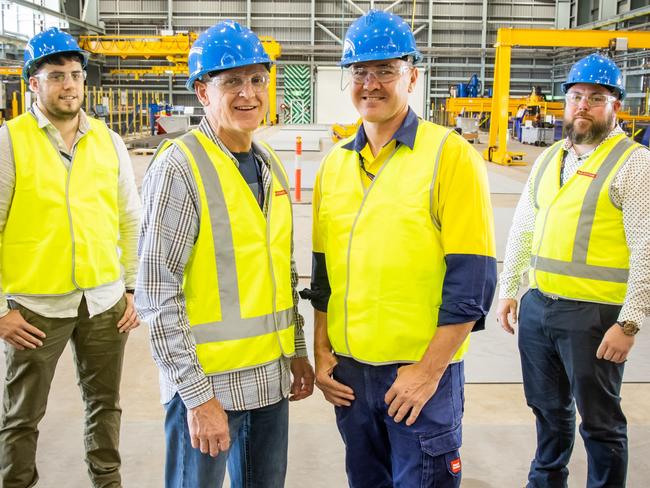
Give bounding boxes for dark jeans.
[0,296,128,488]
[519,289,627,488]
[164,394,288,488]
[333,356,464,488]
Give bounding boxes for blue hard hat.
[186,21,272,91]
[340,9,422,67]
[561,53,626,100]
[23,27,88,83]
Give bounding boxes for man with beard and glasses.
[0,28,141,487]
[497,53,650,487]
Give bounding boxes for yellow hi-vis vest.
[3,112,120,295]
[165,130,295,375]
[529,133,639,304]
[318,121,470,365]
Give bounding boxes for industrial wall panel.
[432,1,483,17]
[253,1,311,15]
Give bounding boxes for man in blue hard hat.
[497,53,650,487]
[0,27,141,487]
[135,21,314,488]
[302,10,497,487]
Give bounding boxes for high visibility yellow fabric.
[3,113,120,295]
[168,130,295,375]
[315,121,491,364]
[529,133,637,304]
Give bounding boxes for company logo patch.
[577,170,597,179]
[275,189,288,196]
[450,457,462,474]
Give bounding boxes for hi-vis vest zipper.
[529,133,640,304]
[3,112,121,295]
[163,130,295,375]
[318,121,470,365]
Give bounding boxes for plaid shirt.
[136,117,306,411]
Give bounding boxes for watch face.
[621,321,640,335]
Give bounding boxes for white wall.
[315,67,426,125]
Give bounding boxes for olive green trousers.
[0,296,127,488]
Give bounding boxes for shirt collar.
[342,106,419,152]
[31,103,90,134]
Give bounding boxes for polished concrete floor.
[1,132,649,487]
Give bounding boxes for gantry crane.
[487,28,650,165]
[78,33,282,124]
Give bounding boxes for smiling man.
[135,21,313,488]
[0,28,141,488]
[497,53,650,487]
[302,10,496,488]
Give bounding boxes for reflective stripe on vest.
[3,113,121,295]
[531,137,633,284]
[177,132,294,346]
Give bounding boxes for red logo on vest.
[450,457,462,474]
[275,189,288,196]
[577,170,597,179]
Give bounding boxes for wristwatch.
[617,320,640,336]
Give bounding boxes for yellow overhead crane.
[487,28,650,165]
[78,33,283,124]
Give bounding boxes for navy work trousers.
[519,289,627,488]
[333,356,465,488]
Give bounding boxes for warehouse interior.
[1,0,650,487]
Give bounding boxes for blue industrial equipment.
[457,74,482,98]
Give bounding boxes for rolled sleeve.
[435,132,497,330]
[438,254,497,330]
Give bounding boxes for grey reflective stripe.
[180,132,291,346]
[532,142,563,210]
[192,307,293,344]
[531,256,629,283]
[572,137,634,263]
[429,128,452,230]
[180,132,242,323]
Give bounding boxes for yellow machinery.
[0,67,25,122]
[331,119,361,142]
[445,96,563,128]
[487,28,650,165]
[78,33,283,124]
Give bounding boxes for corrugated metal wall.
[95,0,650,115]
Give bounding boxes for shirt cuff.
[294,327,308,357]
[617,306,647,328]
[176,375,214,410]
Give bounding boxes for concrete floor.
[1,131,649,487]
